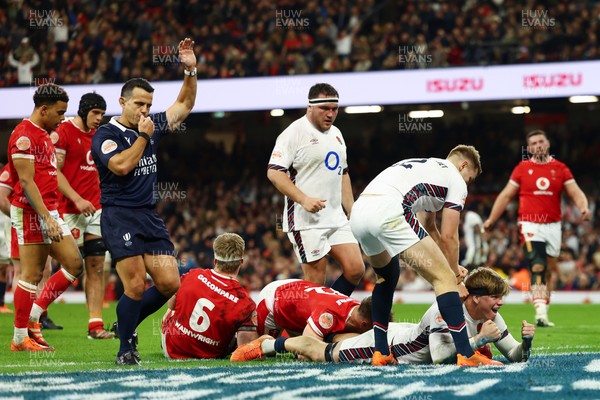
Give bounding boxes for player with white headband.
[160,233,257,359]
[267,83,365,297]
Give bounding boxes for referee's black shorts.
[101,206,175,260]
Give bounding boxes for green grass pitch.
[1,302,599,374]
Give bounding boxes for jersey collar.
[109,116,135,133]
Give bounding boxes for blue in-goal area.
[0,353,599,399]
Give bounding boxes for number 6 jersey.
[268,115,350,232]
[162,268,256,359]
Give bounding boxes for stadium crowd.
[1,0,600,86]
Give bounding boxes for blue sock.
[331,274,356,296]
[274,337,287,353]
[436,292,474,357]
[371,258,400,356]
[136,286,169,327]
[117,294,141,356]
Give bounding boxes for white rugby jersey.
[268,115,350,232]
[424,302,523,363]
[462,210,489,265]
[338,302,523,364]
[362,158,467,213]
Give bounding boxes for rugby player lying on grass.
[231,268,535,365]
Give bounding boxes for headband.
[308,97,339,106]
[214,253,243,262]
[468,288,495,296]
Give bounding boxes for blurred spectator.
[8,37,39,85]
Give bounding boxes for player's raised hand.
[301,197,327,213]
[521,320,535,340]
[178,37,197,70]
[138,116,155,137]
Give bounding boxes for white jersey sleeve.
[267,116,350,231]
[492,312,526,362]
[362,158,467,213]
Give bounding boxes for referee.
[91,37,197,365]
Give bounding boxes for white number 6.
[189,298,215,333]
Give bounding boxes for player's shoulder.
[10,119,39,141]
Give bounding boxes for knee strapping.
[83,238,107,257]
[524,241,547,285]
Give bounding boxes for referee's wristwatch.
[184,67,197,77]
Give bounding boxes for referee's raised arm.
[166,37,197,132]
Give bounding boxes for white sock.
[533,300,547,319]
[29,303,44,323]
[13,327,27,344]
[61,268,77,282]
[261,339,276,356]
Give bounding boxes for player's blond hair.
[447,145,482,176]
[213,233,245,273]
[465,267,510,297]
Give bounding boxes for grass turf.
[1,302,599,374]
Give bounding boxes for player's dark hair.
[308,83,339,100]
[33,83,69,107]
[526,129,548,141]
[357,296,373,324]
[121,78,155,98]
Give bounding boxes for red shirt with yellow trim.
[8,119,59,211]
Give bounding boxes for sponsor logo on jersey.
[0,170,9,182]
[318,312,334,330]
[271,151,282,159]
[336,136,343,145]
[311,249,320,257]
[310,138,319,145]
[101,140,118,154]
[16,136,31,151]
[50,131,59,144]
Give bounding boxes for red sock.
[88,320,104,331]
[35,269,75,310]
[14,282,37,329]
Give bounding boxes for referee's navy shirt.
[91,112,169,208]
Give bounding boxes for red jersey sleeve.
[509,163,523,187]
[0,165,14,191]
[53,127,67,154]
[561,163,575,185]
[307,308,345,338]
